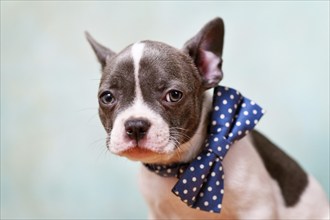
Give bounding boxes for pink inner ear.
[198,50,222,85]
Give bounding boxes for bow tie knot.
[144,86,264,213]
[206,135,232,160]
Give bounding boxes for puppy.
[86,17,329,219]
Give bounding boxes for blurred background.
[1,1,329,219]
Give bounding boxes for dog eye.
[165,90,183,102]
[99,91,115,105]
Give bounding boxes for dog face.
[87,18,224,164]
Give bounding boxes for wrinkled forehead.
[100,41,200,92]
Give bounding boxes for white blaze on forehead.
[131,42,145,99]
[108,42,174,157]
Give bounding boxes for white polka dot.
[214,137,219,142]
[217,146,222,151]
[221,189,224,194]
[214,106,219,111]
[183,189,188,194]
[246,120,250,125]
[253,109,257,115]
[201,174,205,179]
[218,204,222,209]
[228,108,232,113]
[245,130,249,135]
[220,114,225,119]
[200,164,204,169]
[193,187,197,192]
[174,191,179,195]
[212,195,217,200]
[230,94,234,99]
[254,120,258,124]
[209,161,213,166]
[222,174,225,179]
[200,192,204,197]
[242,103,246,108]
[197,156,202,160]
[216,181,220,185]
[238,130,242,135]
[204,201,209,206]
[182,179,187,184]
[217,128,221,132]
[244,111,249,116]
[225,87,229,91]
[192,196,196,201]
[212,120,216,126]
[251,101,255,105]
[208,186,212,191]
[217,92,222,96]
[262,109,266,114]
[167,169,172,173]
[222,99,227,105]
[207,152,211,157]
[225,145,229,149]
[219,166,223,171]
[215,158,220,162]
[228,133,233,137]
[190,166,195,171]
[236,121,241,126]
[192,177,197,182]
[234,104,237,109]
[211,172,216,177]
[225,122,230,127]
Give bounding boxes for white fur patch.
[109,99,173,154]
[109,43,174,158]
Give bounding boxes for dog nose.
[124,118,151,142]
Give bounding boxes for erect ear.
[85,31,116,69]
[182,17,225,89]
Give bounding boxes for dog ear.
[85,31,116,69]
[182,17,225,89]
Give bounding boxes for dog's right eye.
[99,91,115,105]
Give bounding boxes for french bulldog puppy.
[86,17,329,219]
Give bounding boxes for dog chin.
[115,145,181,164]
[118,147,160,161]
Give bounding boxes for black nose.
[124,118,151,142]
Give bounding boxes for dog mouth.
[118,147,164,160]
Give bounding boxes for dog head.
[87,18,225,164]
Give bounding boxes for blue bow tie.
[144,86,264,213]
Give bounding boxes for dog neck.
[176,91,213,163]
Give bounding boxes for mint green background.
[1,1,329,219]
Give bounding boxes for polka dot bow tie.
[144,86,264,213]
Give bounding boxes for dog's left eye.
[165,90,183,102]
